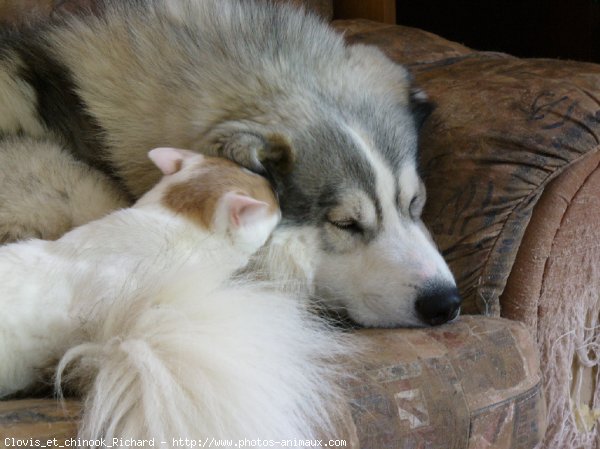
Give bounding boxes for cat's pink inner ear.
[225,193,270,228]
[148,147,202,175]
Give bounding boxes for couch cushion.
[335,19,600,317]
[0,317,544,449]
[0,399,79,443]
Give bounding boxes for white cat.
[0,148,349,446]
[0,146,279,396]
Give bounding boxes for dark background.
[396,0,600,63]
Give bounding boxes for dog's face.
[310,161,458,328]
[277,119,459,328]
[219,112,460,328]
[203,45,460,328]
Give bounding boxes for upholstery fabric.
[503,151,600,448]
[343,317,544,449]
[0,318,545,449]
[0,399,79,443]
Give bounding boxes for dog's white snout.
[414,256,441,281]
[313,219,460,328]
[402,223,454,282]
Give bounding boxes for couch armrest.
[501,149,600,447]
[343,316,544,449]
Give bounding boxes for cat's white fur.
[0,148,349,445]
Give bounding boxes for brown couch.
[1,1,599,448]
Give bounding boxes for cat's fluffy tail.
[56,275,353,448]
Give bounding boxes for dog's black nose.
[416,286,462,326]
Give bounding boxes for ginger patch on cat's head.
[162,157,278,230]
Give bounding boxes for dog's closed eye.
[328,218,363,234]
[325,190,376,236]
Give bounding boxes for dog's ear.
[148,147,202,175]
[409,88,435,130]
[220,132,294,177]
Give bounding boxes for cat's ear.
[222,192,270,228]
[148,147,202,175]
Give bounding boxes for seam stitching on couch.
[535,150,600,318]
[469,381,542,418]
[478,144,600,315]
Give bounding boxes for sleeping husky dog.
[0,0,460,327]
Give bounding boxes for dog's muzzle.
[415,285,462,326]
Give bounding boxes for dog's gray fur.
[0,0,458,327]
